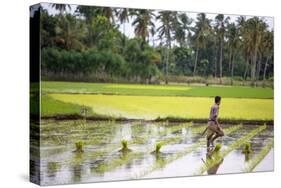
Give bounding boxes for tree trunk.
[165,43,169,84]
[231,54,235,85]
[214,41,217,78]
[263,55,269,80]
[219,38,223,83]
[228,48,232,74]
[193,46,199,76]
[251,47,258,86]
[244,56,249,80]
[256,53,262,81]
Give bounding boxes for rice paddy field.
[40,81,274,121]
[36,120,273,185]
[33,81,274,185]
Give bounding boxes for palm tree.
[116,8,130,34]
[55,14,86,50]
[157,11,177,83]
[192,13,211,76]
[50,3,71,14]
[237,16,251,80]
[116,8,131,50]
[173,13,192,47]
[132,9,155,49]
[261,30,273,80]
[226,23,240,84]
[215,14,230,80]
[244,17,267,84]
[76,6,116,24]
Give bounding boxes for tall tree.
[50,3,71,14]
[54,14,86,50]
[215,14,230,80]
[261,30,273,80]
[157,11,177,83]
[226,23,240,84]
[244,17,267,84]
[132,9,155,49]
[192,13,211,76]
[173,13,192,47]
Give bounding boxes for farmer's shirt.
[209,104,219,121]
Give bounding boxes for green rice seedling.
[194,125,267,175]
[213,143,222,152]
[119,140,132,153]
[151,142,163,155]
[156,143,162,153]
[244,140,273,172]
[242,142,253,154]
[75,141,84,152]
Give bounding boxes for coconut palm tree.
[76,6,116,24]
[226,23,241,84]
[261,30,273,80]
[173,13,192,47]
[215,14,230,80]
[55,14,86,50]
[192,13,211,76]
[131,9,155,49]
[116,8,130,35]
[50,3,71,14]
[244,17,267,83]
[157,11,177,83]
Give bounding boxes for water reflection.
[39,120,273,185]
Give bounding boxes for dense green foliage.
[38,4,274,84]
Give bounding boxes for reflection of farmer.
[203,96,224,148]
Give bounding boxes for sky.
[41,2,274,46]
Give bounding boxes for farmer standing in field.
[205,96,224,149]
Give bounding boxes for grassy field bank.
[41,81,273,99]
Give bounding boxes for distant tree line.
[38,4,274,84]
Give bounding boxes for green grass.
[47,94,273,120]
[41,95,93,116]
[42,81,273,99]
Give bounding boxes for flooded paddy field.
[36,120,273,185]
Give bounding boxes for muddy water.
[35,120,273,185]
